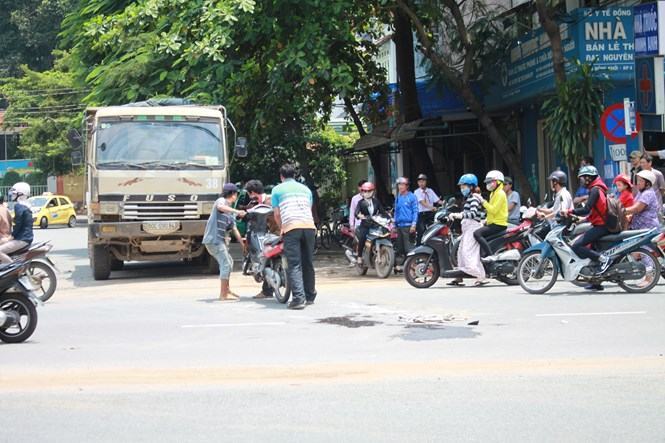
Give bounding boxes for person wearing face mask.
[473,170,508,259]
[354,182,387,264]
[448,174,486,286]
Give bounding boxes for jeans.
[473,224,506,257]
[395,227,414,265]
[283,228,316,303]
[572,225,609,261]
[205,241,232,279]
[416,212,434,245]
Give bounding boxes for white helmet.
[637,170,657,186]
[484,170,505,184]
[9,182,30,201]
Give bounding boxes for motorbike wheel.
[273,259,291,304]
[374,245,395,279]
[0,292,38,343]
[517,251,558,294]
[404,253,440,289]
[26,262,57,302]
[617,247,661,293]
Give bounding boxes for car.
[12,194,78,229]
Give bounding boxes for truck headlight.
[100,203,119,215]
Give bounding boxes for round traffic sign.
[600,103,641,144]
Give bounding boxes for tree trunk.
[393,8,438,191]
[535,0,566,87]
[395,0,536,202]
[344,97,391,204]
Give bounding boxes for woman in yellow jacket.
[473,170,508,258]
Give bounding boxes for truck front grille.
[121,202,199,220]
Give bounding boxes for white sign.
[609,143,628,161]
[623,98,637,134]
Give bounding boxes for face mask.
[485,183,494,192]
[460,186,470,197]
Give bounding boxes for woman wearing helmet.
[625,170,660,230]
[565,165,611,284]
[448,174,486,286]
[0,182,34,264]
[612,174,634,209]
[354,182,387,264]
[473,170,508,259]
[537,170,573,228]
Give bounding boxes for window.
[58,198,69,206]
[47,199,58,208]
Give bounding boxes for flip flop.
[447,280,465,287]
[252,292,271,299]
[473,280,489,287]
[219,297,239,302]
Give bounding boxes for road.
[1,226,664,442]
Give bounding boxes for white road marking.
[536,311,647,317]
[181,322,287,328]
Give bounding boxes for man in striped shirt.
[272,164,317,310]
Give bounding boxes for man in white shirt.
[414,174,442,245]
[537,170,573,228]
[348,179,367,231]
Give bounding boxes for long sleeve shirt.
[348,193,363,228]
[481,184,508,226]
[394,192,418,228]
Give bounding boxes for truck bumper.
[89,220,207,240]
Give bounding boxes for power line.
[10,104,86,111]
[0,86,90,94]
[2,89,91,98]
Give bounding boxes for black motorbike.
[343,215,396,278]
[0,260,42,343]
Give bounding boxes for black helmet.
[548,170,567,186]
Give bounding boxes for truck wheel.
[110,258,124,271]
[91,245,111,281]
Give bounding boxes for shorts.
[205,241,233,279]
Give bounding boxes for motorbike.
[242,204,291,303]
[0,259,42,343]
[517,216,662,294]
[9,241,57,302]
[404,201,544,289]
[343,215,396,278]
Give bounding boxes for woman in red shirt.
[613,174,635,208]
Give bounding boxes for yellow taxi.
[22,193,78,229]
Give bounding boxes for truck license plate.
[142,221,181,235]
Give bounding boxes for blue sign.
[634,2,665,57]
[635,56,665,114]
[487,8,635,109]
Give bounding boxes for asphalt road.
[1,226,664,442]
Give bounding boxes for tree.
[0,54,84,177]
[392,0,536,201]
[61,0,388,193]
[0,0,75,75]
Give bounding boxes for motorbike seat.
[9,244,31,256]
[598,229,651,243]
[263,235,281,246]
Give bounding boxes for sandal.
[219,295,240,302]
[473,280,489,287]
[447,280,465,287]
[252,292,271,299]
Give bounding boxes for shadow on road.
[68,262,214,288]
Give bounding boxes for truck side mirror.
[67,129,82,150]
[234,136,248,158]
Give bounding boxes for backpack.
[604,193,628,233]
[591,185,627,233]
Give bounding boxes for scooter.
[343,215,396,278]
[404,203,541,288]
[242,204,290,303]
[0,260,42,343]
[9,241,57,302]
[517,216,662,294]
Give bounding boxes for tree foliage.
[0,54,84,176]
[0,0,75,76]
[60,0,387,186]
[542,60,605,170]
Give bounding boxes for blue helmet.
[457,173,478,187]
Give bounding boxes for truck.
[80,101,246,280]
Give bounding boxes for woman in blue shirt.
[0,182,34,264]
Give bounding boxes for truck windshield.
[96,120,224,169]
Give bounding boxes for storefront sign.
[634,2,665,57]
[488,8,634,108]
[634,56,665,114]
